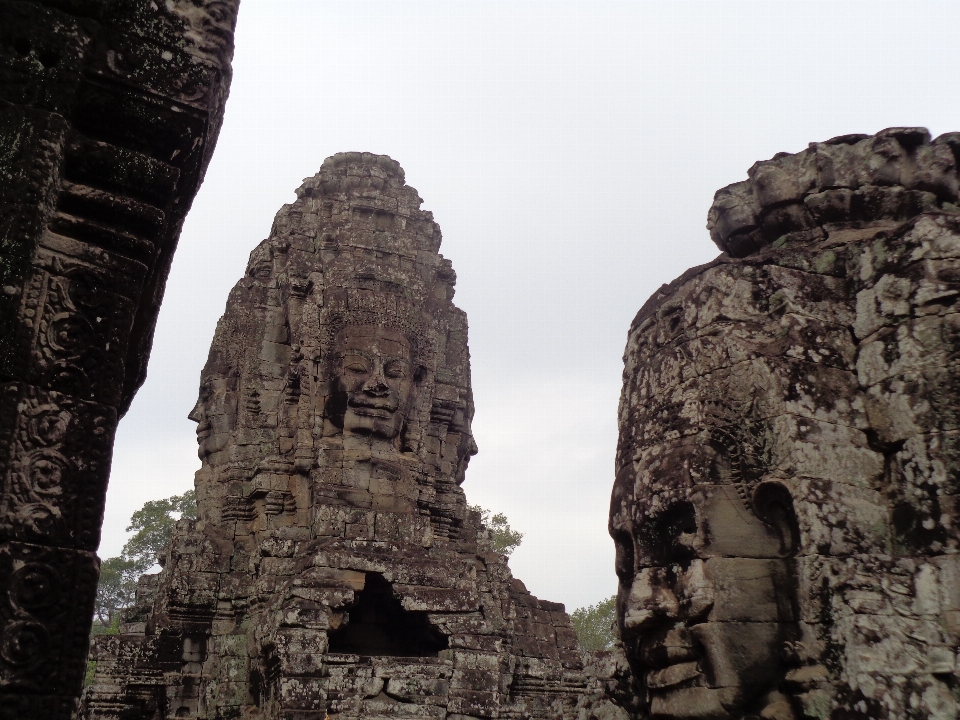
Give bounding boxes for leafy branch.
[469,504,523,557]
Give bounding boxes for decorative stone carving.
[0,541,99,713]
[0,1,239,715]
[83,154,614,720]
[614,128,960,719]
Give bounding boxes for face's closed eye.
[637,502,698,569]
[383,359,409,379]
[613,530,635,584]
[342,354,372,374]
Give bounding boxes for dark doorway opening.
[327,573,448,657]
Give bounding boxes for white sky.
[101,0,960,612]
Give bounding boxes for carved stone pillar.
[0,1,239,716]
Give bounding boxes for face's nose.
[362,365,389,394]
[188,398,204,423]
[622,567,680,633]
[679,559,714,620]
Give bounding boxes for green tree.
[122,490,197,573]
[469,504,523,557]
[93,556,139,625]
[93,490,196,627]
[571,595,617,651]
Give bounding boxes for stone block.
[395,586,480,613]
[0,382,115,551]
[448,689,500,719]
[451,668,499,693]
[277,676,327,711]
[0,540,97,695]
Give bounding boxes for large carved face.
[331,325,416,439]
[188,376,238,460]
[611,433,799,719]
[613,130,960,719]
[612,268,813,719]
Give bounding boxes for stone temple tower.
[81,153,605,720]
[613,128,960,720]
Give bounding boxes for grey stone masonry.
[82,154,630,720]
[614,128,960,720]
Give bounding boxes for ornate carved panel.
[0,0,239,712]
[0,541,98,695]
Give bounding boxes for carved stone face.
[611,450,798,719]
[332,325,415,439]
[188,376,238,460]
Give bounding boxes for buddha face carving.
[611,440,799,719]
[188,376,239,460]
[330,325,416,439]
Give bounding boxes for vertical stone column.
[0,1,239,716]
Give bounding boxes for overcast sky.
[101,0,960,612]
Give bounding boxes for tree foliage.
[469,504,523,557]
[122,490,197,573]
[571,595,617,651]
[93,556,139,625]
[93,490,196,626]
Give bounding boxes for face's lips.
[639,625,699,668]
[637,627,702,693]
[640,639,699,667]
[349,407,395,419]
[348,397,398,417]
[647,660,700,690]
[195,422,211,441]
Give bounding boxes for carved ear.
[752,481,799,557]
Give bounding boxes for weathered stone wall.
[82,154,623,720]
[614,128,960,719]
[0,1,239,717]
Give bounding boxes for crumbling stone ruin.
[0,1,239,717]
[613,128,960,719]
[81,153,622,720]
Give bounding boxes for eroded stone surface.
[615,129,960,719]
[0,2,239,716]
[82,154,627,720]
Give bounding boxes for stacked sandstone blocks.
[81,154,599,720]
[707,127,960,257]
[614,129,960,720]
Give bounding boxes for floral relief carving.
[0,383,113,550]
[0,0,239,713]
[24,256,133,406]
[1,400,71,541]
[0,542,98,696]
